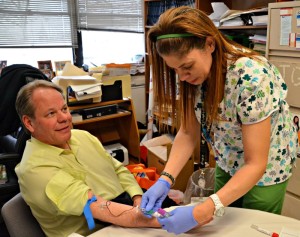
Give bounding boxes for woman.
[141,6,298,235]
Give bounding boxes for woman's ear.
[206,36,215,53]
[22,115,34,134]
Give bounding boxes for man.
[15,80,160,237]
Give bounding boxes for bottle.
[0,165,7,183]
[198,169,206,197]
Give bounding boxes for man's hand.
[132,195,142,207]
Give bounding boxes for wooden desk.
[69,99,140,160]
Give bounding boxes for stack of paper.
[252,15,268,26]
[249,34,267,44]
[209,2,268,27]
[222,17,244,27]
[70,83,102,101]
[249,34,267,56]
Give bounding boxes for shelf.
[72,109,131,126]
[218,25,267,30]
[70,99,140,160]
[68,99,129,111]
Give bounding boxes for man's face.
[23,87,72,149]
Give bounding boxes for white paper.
[53,75,96,81]
[70,83,102,101]
[280,227,300,237]
[280,8,292,46]
[209,2,230,21]
[70,83,102,93]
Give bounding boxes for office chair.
[1,193,45,237]
[0,127,30,210]
[0,64,50,234]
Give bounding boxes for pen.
[251,224,279,237]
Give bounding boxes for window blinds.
[0,0,77,48]
[77,0,144,33]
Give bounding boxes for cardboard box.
[144,135,194,192]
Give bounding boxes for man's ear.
[22,115,34,133]
[206,36,215,53]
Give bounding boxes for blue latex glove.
[158,206,198,235]
[141,178,171,215]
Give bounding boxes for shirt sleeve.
[111,157,143,197]
[232,57,287,124]
[84,131,143,198]
[46,169,90,216]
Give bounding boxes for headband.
[157,33,194,40]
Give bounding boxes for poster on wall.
[37,60,54,79]
[291,111,300,156]
[54,60,71,76]
[37,60,53,71]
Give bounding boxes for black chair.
[0,64,49,206]
[0,64,50,235]
[0,127,30,211]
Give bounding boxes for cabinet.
[282,158,300,220]
[69,99,140,161]
[266,1,300,220]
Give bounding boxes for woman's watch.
[209,194,225,217]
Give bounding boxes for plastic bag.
[183,168,215,204]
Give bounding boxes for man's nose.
[57,111,69,122]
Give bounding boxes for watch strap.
[209,193,225,216]
[161,171,175,186]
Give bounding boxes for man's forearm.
[90,195,160,228]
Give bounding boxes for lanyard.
[200,87,209,168]
[200,86,218,167]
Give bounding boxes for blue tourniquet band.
[83,195,97,230]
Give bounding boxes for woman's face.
[161,37,215,85]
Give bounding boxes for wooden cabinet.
[69,99,140,161]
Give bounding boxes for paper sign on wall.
[280,8,293,46]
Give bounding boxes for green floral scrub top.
[195,56,298,186]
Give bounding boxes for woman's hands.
[141,178,171,215]
[158,206,198,234]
